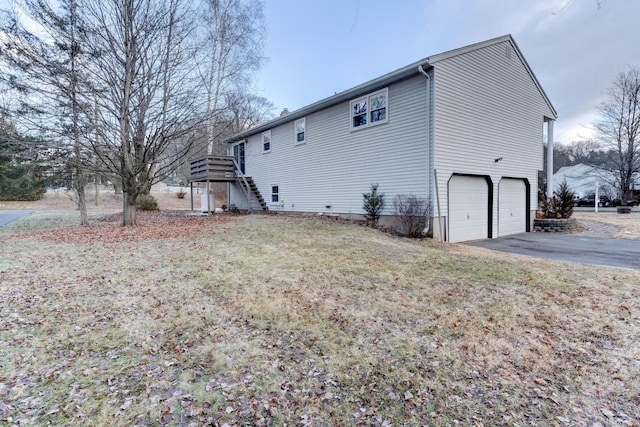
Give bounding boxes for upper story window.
[350,88,388,131]
[352,99,367,128]
[295,118,306,144]
[262,130,271,153]
[370,92,387,123]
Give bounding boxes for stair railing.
[231,158,252,213]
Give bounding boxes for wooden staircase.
[237,176,268,211]
[188,155,267,213]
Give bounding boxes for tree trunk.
[76,176,89,225]
[74,136,88,225]
[123,192,137,226]
[94,175,99,206]
[73,120,88,224]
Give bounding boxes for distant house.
[553,164,613,198]
[554,163,639,199]
[221,35,557,242]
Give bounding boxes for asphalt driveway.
[469,233,640,270]
[0,210,35,227]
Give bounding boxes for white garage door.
[499,178,526,236]
[448,175,489,243]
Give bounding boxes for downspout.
[418,65,442,241]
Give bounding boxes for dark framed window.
[295,118,306,144]
[262,130,271,153]
[370,92,387,123]
[350,88,388,130]
[351,98,367,128]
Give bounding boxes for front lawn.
[1,213,638,426]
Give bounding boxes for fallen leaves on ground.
[1,215,639,426]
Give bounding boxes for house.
[553,164,614,199]
[213,35,557,242]
[554,163,639,200]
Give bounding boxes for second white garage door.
[448,175,489,243]
[498,178,526,236]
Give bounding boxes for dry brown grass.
[0,188,217,211]
[1,213,639,426]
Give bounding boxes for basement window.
[271,185,279,203]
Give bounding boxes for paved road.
[469,233,640,270]
[0,210,35,227]
[573,206,640,214]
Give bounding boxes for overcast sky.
[257,0,640,145]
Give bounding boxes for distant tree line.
[549,140,609,173]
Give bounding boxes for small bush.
[540,196,560,219]
[392,194,431,237]
[0,168,46,201]
[362,184,384,226]
[176,190,186,199]
[555,179,574,219]
[539,179,574,219]
[135,194,159,211]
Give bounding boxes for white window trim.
[294,118,306,145]
[350,88,389,131]
[270,183,280,205]
[262,130,271,153]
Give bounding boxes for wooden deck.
[188,155,267,212]
[189,155,237,183]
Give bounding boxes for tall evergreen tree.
[0,116,46,201]
[0,0,91,224]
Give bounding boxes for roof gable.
[428,35,557,119]
[224,34,556,143]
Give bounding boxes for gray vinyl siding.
[432,40,554,233]
[228,182,263,211]
[228,182,244,209]
[233,76,429,216]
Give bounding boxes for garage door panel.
[449,176,489,243]
[499,179,526,236]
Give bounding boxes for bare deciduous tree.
[198,0,266,154]
[2,0,267,226]
[81,0,209,225]
[224,91,273,134]
[594,67,640,203]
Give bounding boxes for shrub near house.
[535,180,576,232]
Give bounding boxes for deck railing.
[189,154,260,212]
[189,155,236,182]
